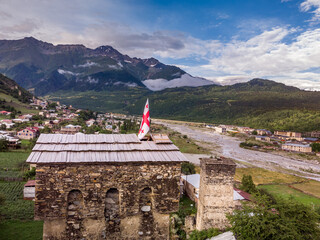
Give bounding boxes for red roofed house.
[17,127,40,140]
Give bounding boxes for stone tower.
[196,157,236,230]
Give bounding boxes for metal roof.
[27,133,187,164]
[181,174,247,201]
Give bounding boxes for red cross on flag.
[138,99,150,140]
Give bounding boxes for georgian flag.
[138,99,150,140]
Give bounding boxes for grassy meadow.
[258,184,320,206]
[0,142,43,239]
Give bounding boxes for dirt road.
[157,121,320,181]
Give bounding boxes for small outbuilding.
[23,180,36,200]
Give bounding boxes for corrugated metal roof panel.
[31,142,178,152]
[27,151,187,163]
[36,133,141,144]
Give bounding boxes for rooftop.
[26,133,187,164]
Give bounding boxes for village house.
[0,119,15,129]
[256,129,272,136]
[215,126,227,134]
[27,133,187,239]
[58,124,82,134]
[282,143,312,153]
[303,137,319,143]
[308,131,320,138]
[0,133,20,148]
[0,110,12,115]
[274,131,303,141]
[237,126,254,134]
[17,127,40,140]
[255,135,271,142]
[85,119,96,127]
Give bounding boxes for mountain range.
[1,37,320,132]
[0,37,213,95]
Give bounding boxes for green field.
[290,180,320,198]
[0,148,43,239]
[0,182,35,220]
[235,167,304,185]
[258,184,320,206]
[0,151,30,169]
[0,92,38,114]
[0,151,30,179]
[0,220,43,240]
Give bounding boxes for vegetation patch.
[258,184,320,206]
[235,167,304,185]
[290,180,320,199]
[0,220,43,240]
[0,182,35,220]
[0,151,30,180]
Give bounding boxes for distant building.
[282,143,312,153]
[255,136,271,142]
[237,126,254,134]
[58,124,82,134]
[274,131,302,140]
[256,129,272,136]
[303,137,319,143]
[0,133,20,148]
[85,119,95,127]
[215,126,226,134]
[0,111,11,115]
[17,127,40,140]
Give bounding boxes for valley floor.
[156,120,320,182]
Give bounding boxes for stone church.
[27,133,187,239]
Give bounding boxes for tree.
[0,139,8,152]
[228,194,320,240]
[47,102,57,109]
[310,142,320,152]
[239,175,257,194]
[251,130,257,135]
[78,110,95,121]
[0,124,6,130]
[181,162,196,175]
[9,112,15,119]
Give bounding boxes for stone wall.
[196,158,236,230]
[35,162,181,240]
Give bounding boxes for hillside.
[0,37,213,95]
[0,74,36,114]
[48,78,320,132]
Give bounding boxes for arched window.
[67,190,84,238]
[139,187,154,237]
[105,188,120,234]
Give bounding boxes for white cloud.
[300,0,320,23]
[187,27,320,90]
[74,61,100,68]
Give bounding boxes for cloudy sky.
[1,0,320,90]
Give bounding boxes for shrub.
[181,162,196,175]
[239,175,257,194]
[189,228,220,240]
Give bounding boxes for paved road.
[157,121,320,181]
